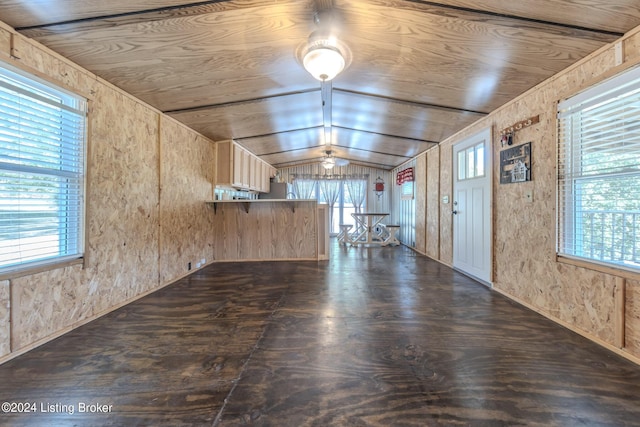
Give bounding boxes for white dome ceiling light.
[303,39,346,82]
[301,10,350,82]
[301,8,351,169]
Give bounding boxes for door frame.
[452,128,493,286]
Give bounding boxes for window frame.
[0,61,88,278]
[457,142,486,182]
[556,66,640,277]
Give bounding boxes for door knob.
[452,210,458,215]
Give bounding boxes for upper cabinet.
[215,140,275,192]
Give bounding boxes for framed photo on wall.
[500,142,531,184]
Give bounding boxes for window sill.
[0,257,84,281]
[556,255,640,282]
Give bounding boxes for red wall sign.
[396,167,414,185]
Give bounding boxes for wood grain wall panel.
[8,35,96,99]
[439,145,453,265]
[4,31,157,351]
[85,84,161,305]
[211,202,318,261]
[0,280,8,357]
[11,81,163,351]
[626,280,640,359]
[487,51,622,345]
[11,265,89,350]
[426,147,440,260]
[159,118,215,283]
[2,29,215,362]
[414,154,427,254]
[430,27,638,355]
[0,26,10,60]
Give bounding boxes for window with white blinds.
[0,62,87,275]
[557,66,640,272]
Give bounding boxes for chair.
[337,224,353,245]
[382,225,400,246]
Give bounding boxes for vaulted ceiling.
[1,1,639,170]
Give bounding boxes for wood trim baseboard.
[211,257,321,263]
[0,262,213,365]
[492,287,640,367]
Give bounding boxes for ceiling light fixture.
[322,155,336,170]
[301,9,349,82]
[303,39,345,81]
[300,10,351,169]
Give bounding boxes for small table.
[350,212,389,245]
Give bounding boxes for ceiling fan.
[322,149,349,170]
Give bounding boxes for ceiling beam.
[165,85,489,118]
[321,80,333,147]
[16,0,625,39]
[333,88,488,116]
[164,88,320,114]
[233,126,322,143]
[256,141,416,158]
[272,157,397,170]
[234,124,437,154]
[332,125,439,145]
[330,143,414,159]
[14,0,235,31]
[406,0,624,37]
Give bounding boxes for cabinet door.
[232,144,244,188]
[251,158,261,191]
[261,161,270,193]
[241,149,251,188]
[215,140,233,187]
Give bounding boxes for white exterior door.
[452,128,492,285]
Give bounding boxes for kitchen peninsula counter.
[207,199,328,261]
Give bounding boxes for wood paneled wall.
[414,154,427,254]
[159,119,215,283]
[398,27,640,363]
[628,280,640,356]
[0,22,217,363]
[0,281,8,357]
[426,147,441,260]
[411,149,441,259]
[210,201,319,261]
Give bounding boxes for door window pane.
[467,147,475,178]
[458,151,466,180]
[476,143,485,177]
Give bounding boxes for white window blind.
[0,63,87,274]
[557,66,640,272]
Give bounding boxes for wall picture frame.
[500,142,531,184]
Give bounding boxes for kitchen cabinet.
[215,140,275,192]
[261,161,270,193]
[250,155,259,191]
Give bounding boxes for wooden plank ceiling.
[2,0,639,170]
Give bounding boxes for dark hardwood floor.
[1,241,640,426]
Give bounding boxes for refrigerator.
[259,182,288,199]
